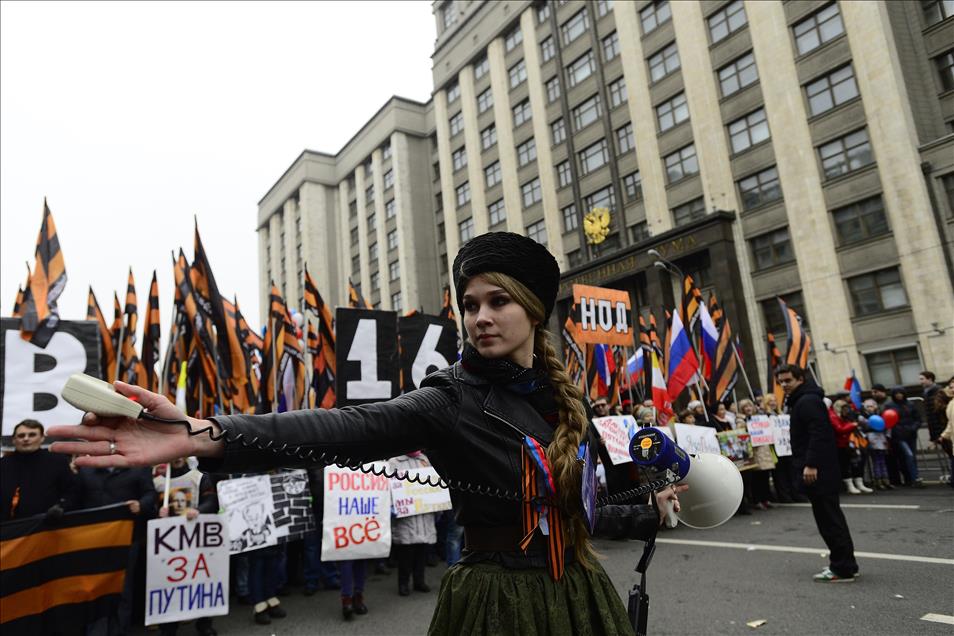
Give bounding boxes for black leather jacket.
[198,361,657,543]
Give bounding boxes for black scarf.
[461,344,560,426]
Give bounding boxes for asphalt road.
[144,467,953,635]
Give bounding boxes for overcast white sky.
[1,0,435,340]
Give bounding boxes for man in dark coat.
[1,419,79,521]
[777,364,858,582]
[885,386,923,487]
[920,371,942,442]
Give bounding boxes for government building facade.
[258,0,954,394]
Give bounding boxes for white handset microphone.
[62,374,145,419]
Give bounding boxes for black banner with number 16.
[334,309,399,407]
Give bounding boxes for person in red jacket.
[828,400,871,494]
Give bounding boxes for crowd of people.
[3,370,951,631]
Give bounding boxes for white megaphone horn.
[629,427,743,529]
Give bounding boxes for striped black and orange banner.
[519,447,565,581]
[347,278,372,309]
[707,291,738,406]
[766,332,786,406]
[681,274,702,332]
[0,504,133,634]
[87,287,116,381]
[778,297,812,369]
[141,271,161,392]
[19,200,67,348]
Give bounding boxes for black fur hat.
[452,232,561,320]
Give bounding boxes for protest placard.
[591,415,638,465]
[571,284,633,346]
[321,464,392,562]
[389,466,452,518]
[673,423,721,455]
[717,429,757,471]
[772,415,792,457]
[746,416,775,447]
[145,514,229,626]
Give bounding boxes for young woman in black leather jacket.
[51,231,684,635]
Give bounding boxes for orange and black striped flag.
[0,503,134,633]
[19,200,67,347]
[778,296,812,369]
[708,292,738,406]
[561,307,585,390]
[173,250,218,413]
[259,284,287,411]
[766,331,785,407]
[12,286,24,317]
[681,275,702,332]
[304,268,336,408]
[347,278,372,309]
[118,269,146,387]
[87,287,117,382]
[232,297,261,412]
[438,285,456,321]
[221,298,251,413]
[140,271,161,392]
[648,312,664,379]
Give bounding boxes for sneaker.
[812,568,855,583]
[254,610,271,625]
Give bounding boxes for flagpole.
[271,318,279,413]
[731,343,757,401]
[113,320,126,383]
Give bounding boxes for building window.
[389,260,400,281]
[488,198,506,225]
[648,41,680,83]
[349,200,357,218]
[452,146,468,171]
[923,0,954,26]
[459,218,475,243]
[848,268,908,316]
[672,197,706,226]
[522,178,543,208]
[513,99,532,127]
[509,59,527,88]
[708,0,747,44]
[370,271,380,291]
[366,184,374,202]
[546,76,561,103]
[557,161,573,188]
[563,203,579,232]
[630,221,650,242]
[761,291,806,334]
[608,77,627,108]
[391,291,402,312]
[552,118,567,144]
[485,160,502,187]
[593,233,620,257]
[568,249,584,268]
[385,199,396,219]
[806,65,859,116]
[866,347,922,387]
[584,185,616,213]
[750,227,794,270]
[936,49,954,91]
[351,255,360,278]
[382,143,391,160]
[527,219,548,246]
[474,55,490,80]
[623,171,642,200]
[456,182,471,207]
[505,26,523,52]
[383,169,394,190]
[350,227,359,245]
[442,1,458,29]
[656,92,689,132]
[664,144,699,183]
[387,229,398,250]
[446,81,461,103]
[369,242,378,261]
[477,88,493,114]
[718,51,758,97]
[602,31,620,62]
[832,195,890,245]
[562,9,589,45]
[819,128,874,180]
[794,3,844,56]
[616,123,635,154]
[572,93,602,130]
[597,0,614,18]
[728,108,769,154]
[541,36,555,63]
[537,3,551,23]
[481,124,497,150]
[641,1,671,35]
[368,211,377,231]
[449,111,464,136]
[567,51,596,88]
[579,139,610,175]
[517,138,537,167]
[738,166,782,210]
[943,173,954,213]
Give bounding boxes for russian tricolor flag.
[594,343,615,396]
[666,309,700,401]
[843,370,863,410]
[699,302,719,379]
[627,348,644,386]
[651,349,673,424]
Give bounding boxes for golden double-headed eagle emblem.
[582,207,611,245]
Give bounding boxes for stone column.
[487,38,525,234]
[392,131,420,312]
[354,164,372,302]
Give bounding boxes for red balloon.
[882,409,899,430]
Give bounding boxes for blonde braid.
[535,328,597,569]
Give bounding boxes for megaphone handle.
[664,499,677,528]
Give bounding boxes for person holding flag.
[51,231,684,636]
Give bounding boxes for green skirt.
[428,560,634,636]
